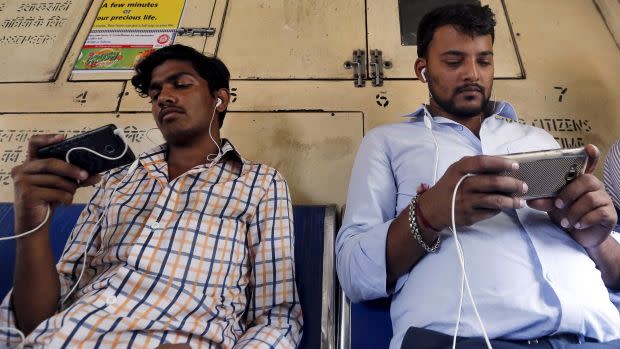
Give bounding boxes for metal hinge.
[176,27,216,37]
[369,49,392,87]
[344,49,366,88]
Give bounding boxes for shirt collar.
[136,138,253,175]
[402,101,519,124]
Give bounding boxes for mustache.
[158,104,185,119]
[454,83,484,94]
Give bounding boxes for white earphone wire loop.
[206,99,222,163]
[1,128,131,243]
[451,173,493,349]
[0,205,50,241]
[0,127,135,347]
[64,130,129,164]
[145,127,161,147]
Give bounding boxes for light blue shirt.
[336,102,620,349]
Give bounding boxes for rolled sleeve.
[336,129,401,302]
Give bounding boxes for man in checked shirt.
[1,44,302,348]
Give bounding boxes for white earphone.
[127,159,140,175]
[423,114,433,130]
[421,68,428,83]
[206,97,223,162]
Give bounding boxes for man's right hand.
[386,155,527,285]
[418,155,528,231]
[11,134,100,234]
[10,134,100,335]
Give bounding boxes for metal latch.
[369,49,392,87]
[176,27,216,36]
[344,49,366,88]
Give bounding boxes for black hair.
[417,3,496,58]
[131,44,230,127]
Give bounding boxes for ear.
[214,88,230,111]
[414,58,427,83]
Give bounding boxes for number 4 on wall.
[73,91,88,104]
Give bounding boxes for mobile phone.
[37,124,136,174]
[499,147,588,200]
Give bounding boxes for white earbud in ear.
[216,98,222,107]
[421,68,428,83]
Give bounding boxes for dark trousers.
[401,327,620,349]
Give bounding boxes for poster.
[72,0,185,78]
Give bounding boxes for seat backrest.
[0,203,85,300]
[293,205,338,349]
[336,204,392,349]
[0,203,339,349]
[338,291,392,349]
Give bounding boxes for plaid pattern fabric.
[605,140,620,210]
[0,140,302,348]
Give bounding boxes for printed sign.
[92,0,183,29]
[0,0,91,82]
[72,0,185,78]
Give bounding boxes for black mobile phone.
[500,147,588,200]
[37,124,136,174]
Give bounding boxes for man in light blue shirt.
[336,4,620,349]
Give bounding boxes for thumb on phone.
[27,134,64,160]
[526,197,555,212]
[584,144,599,174]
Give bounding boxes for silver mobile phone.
[500,147,588,200]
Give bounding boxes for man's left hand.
[528,144,617,248]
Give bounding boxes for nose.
[462,59,479,82]
[156,84,177,106]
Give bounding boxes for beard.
[429,82,491,119]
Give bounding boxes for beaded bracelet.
[408,195,441,253]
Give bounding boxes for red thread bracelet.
[417,196,441,232]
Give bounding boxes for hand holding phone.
[499,147,588,200]
[37,124,136,174]
[523,145,617,249]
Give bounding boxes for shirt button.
[546,272,554,282]
[106,295,117,305]
[151,221,160,229]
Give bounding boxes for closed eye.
[174,82,192,88]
